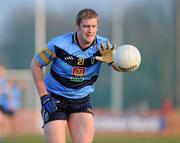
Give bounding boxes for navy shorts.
[41,93,93,127]
[0,105,3,112]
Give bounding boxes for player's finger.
[111,44,116,51]
[98,46,103,55]
[95,56,104,62]
[107,41,111,49]
[100,43,106,51]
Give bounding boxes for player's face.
[76,18,98,44]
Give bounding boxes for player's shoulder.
[49,32,73,45]
[96,35,109,43]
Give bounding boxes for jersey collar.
[72,32,97,51]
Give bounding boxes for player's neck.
[79,40,91,49]
[76,33,92,49]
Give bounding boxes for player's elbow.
[31,57,42,71]
[31,57,36,70]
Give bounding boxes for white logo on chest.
[64,56,73,60]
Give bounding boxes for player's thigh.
[68,112,94,143]
[44,120,67,143]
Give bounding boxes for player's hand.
[95,41,116,64]
[40,94,57,114]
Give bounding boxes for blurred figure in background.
[0,65,8,143]
[162,96,173,117]
[0,65,22,143]
[5,80,21,143]
[161,95,173,133]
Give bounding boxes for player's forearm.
[31,57,48,97]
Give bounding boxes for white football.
[113,44,141,72]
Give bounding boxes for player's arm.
[31,48,57,113]
[31,57,48,97]
[31,47,55,96]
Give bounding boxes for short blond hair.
[76,8,99,25]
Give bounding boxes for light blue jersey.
[36,32,109,99]
[8,83,21,111]
[0,79,8,107]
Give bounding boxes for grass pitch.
[2,134,180,143]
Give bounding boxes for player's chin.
[85,37,95,43]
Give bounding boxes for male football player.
[31,8,120,143]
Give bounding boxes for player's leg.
[44,120,67,143]
[68,112,94,143]
[42,94,70,143]
[0,110,4,143]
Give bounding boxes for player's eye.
[92,25,96,28]
[82,25,89,28]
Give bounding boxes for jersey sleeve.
[35,40,56,66]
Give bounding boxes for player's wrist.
[40,93,57,113]
[40,94,51,105]
[108,61,114,66]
